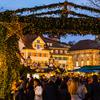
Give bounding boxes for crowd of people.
[11,74,100,100]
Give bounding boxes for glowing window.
[76,61,79,67]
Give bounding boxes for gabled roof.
[22,34,38,49]
[43,37,69,48]
[70,39,100,51]
[22,34,69,49]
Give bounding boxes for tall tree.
[0,15,23,100]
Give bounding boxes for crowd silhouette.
[11,74,100,100]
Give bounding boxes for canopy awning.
[81,65,100,70]
[71,65,100,73]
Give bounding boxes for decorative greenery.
[20,17,99,35]
[0,1,100,99]
[0,25,20,100]
[34,10,94,18]
[0,1,99,36]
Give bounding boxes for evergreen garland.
[0,1,99,35]
[0,1,99,99]
[0,25,20,100]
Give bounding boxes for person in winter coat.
[34,79,43,100]
[87,75,100,100]
[15,80,27,100]
[26,78,35,100]
[67,78,87,100]
[43,79,58,100]
[59,80,71,100]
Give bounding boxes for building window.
[37,45,41,49]
[36,53,38,57]
[51,50,53,53]
[86,54,89,57]
[34,53,36,56]
[32,53,35,56]
[55,50,58,54]
[81,61,84,66]
[40,53,42,57]
[50,43,52,46]
[81,54,84,57]
[74,55,78,59]
[44,53,47,57]
[37,40,40,43]
[47,43,52,46]
[38,53,40,57]
[55,57,58,60]
[42,53,47,57]
[63,57,67,60]
[87,60,90,65]
[28,52,32,56]
[65,50,67,54]
[55,57,57,60]
[58,57,61,60]
[60,50,63,54]
[47,43,49,46]
[76,61,79,67]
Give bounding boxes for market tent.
[81,65,100,70]
[71,65,100,73]
[72,68,95,73]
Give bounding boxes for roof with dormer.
[22,34,70,49]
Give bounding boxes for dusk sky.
[0,0,95,43]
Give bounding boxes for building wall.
[70,49,100,69]
[32,36,45,50]
[20,36,73,70]
[21,49,50,68]
[20,36,100,70]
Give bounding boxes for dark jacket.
[43,81,58,100]
[87,81,100,100]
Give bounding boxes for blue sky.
[0,0,89,10]
[0,0,95,43]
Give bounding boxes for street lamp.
[26,56,32,67]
